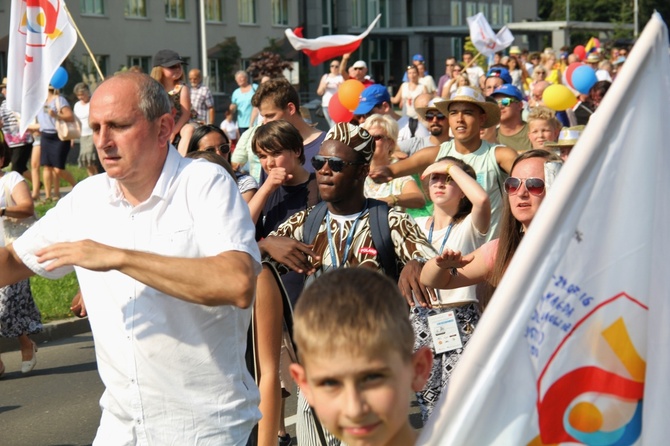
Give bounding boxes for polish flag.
[285,15,381,66]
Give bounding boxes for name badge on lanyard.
[427,311,463,354]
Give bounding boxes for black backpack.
[301,199,399,281]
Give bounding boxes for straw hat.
[544,126,585,147]
[435,86,501,128]
[586,53,600,64]
[0,77,7,88]
[415,97,447,120]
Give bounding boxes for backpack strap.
[302,201,328,245]
[408,117,418,137]
[367,199,399,281]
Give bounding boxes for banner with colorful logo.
[419,12,670,446]
[7,0,77,134]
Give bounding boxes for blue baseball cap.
[353,84,391,115]
[491,84,525,101]
[412,54,425,62]
[486,67,513,85]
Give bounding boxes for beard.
[430,125,444,137]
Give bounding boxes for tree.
[245,51,293,80]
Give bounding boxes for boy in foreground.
[290,268,433,446]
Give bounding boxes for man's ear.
[157,113,174,146]
[286,102,297,117]
[290,363,314,404]
[411,346,433,392]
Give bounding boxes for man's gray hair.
[234,70,249,80]
[73,82,90,95]
[95,72,171,121]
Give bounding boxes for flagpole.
[63,3,105,81]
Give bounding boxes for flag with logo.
[419,12,670,446]
[585,36,601,54]
[467,13,514,57]
[285,15,381,66]
[7,0,77,134]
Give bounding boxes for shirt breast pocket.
[153,221,197,257]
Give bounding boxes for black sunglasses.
[425,112,446,120]
[311,155,366,172]
[203,144,230,154]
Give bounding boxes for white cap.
[352,60,367,69]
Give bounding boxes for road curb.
[0,317,91,352]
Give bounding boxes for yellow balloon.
[542,84,578,111]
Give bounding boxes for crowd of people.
[0,40,628,446]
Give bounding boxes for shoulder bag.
[55,97,82,141]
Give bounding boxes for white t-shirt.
[320,74,344,107]
[220,118,239,141]
[73,100,93,137]
[14,148,262,445]
[0,171,26,248]
[415,214,487,305]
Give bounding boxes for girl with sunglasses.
[361,114,425,210]
[411,156,491,421]
[421,149,561,310]
[186,125,258,203]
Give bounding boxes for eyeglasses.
[372,135,387,141]
[331,64,339,68]
[353,67,364,70]
[311,155,366,172]
[496,98,520,107]
[424,112,446,120]
[504,177,545,196]
[453,68,462,72]
[446,63,455,67]
[203,144,230,154]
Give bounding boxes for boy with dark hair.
[290,268,432,446]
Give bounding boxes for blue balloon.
[50,67,68,89]
[571,65,598,95]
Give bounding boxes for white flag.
[467,13,514,57]
[419,12,670,446]
[7,0,77,134]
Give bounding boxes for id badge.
[427,311,463,354]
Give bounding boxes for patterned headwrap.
[324,123,374,163]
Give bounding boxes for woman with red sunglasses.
[420,149,561,310]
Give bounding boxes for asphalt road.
[0,333,102,446]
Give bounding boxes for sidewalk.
[0,316,91,352]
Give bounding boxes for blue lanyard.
[326,204,367,269]
[428,219,453,254]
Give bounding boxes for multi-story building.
[0,0,536,100]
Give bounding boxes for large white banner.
[467,13,514,57]
[7,0,77,134]
[419,12,670,446]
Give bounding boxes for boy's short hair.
[527,106,562,131]
[251,77,300,110]
[251,120,305,165]
[293,268,414,363]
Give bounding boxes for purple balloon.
[571,65,597,95]
[50,66,68,89]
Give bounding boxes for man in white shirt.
[0,72,262,445]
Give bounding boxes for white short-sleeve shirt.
[13,148,262,445]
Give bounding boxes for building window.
[125,0,146,17]
[206,0,223,22]
[503,4,513,24]
[127,56,151,74]
[450,1,462,26]
[272,0,288,25]
[352,0,386,28]
[81,0,104,15]
[452,37,463,61]
[82,54,108,81]
[322,0,332,35]
[465,1,476,18]
[478,2,488,18]
[166,0,185,20]
[238,0,256,24]
[491,4,499,25]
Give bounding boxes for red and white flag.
[285,15,381,66]
[467,12,514,57]
[7,0,77,134]
[418,12,670,446]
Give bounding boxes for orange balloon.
[338,79,365,111]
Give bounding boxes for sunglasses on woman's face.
[372,135,387,141]
[504,177,545,196]
[203,144,230,154]
[311,155,365,172]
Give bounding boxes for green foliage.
[246,51,293,80]
[212,37,242,89]
[31,273,79,322]
[464,37,489,71]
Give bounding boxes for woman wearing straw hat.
[544,125,584,161]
